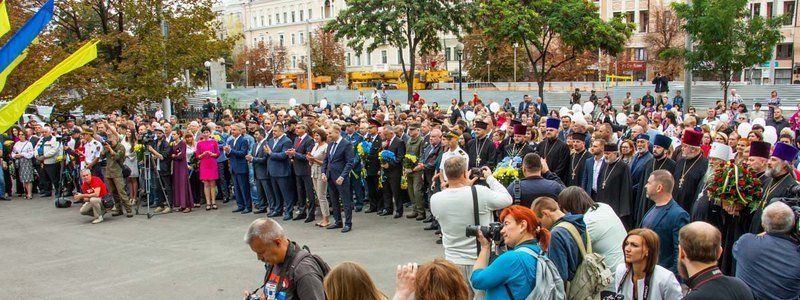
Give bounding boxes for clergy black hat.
[431,118,444,125]
[474,120,489,130]
[653,134,672,149]
[571,132,587,141]
[368,118,382,127]
[603,143,618,152]
[749,141,771,159]
[510,119,523,126]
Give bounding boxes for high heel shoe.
[211,204,218,210]
[206,205,211,211]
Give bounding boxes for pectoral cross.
[678,178,684,189]
[476,157,481,165]
[572,172,576,180]
[602,182,606,189]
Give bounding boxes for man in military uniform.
[507,153,564,207]
[566,132,589,187]
[466,120,497,169]
[405,123,427,220]
[537,118,570,182]
[343,118,366,212]
[363,118,383,213]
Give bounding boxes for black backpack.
[55,198,72,208]
[287,244,330,283]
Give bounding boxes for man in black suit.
[288,124,316,222]
[379,125,406,218]
[322,124,355,233]
[363,118,383,213]
[247,127,272,214]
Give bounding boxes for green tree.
[306,27,345,81]
[477,0,633,100]
[673,0,785,103]
[325,0,469,102]
[1,0,237,113]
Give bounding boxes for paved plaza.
[0,198,443,299]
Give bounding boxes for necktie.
[330,142,338,156]
[295,137,302,149]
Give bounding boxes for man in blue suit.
[287,124,316,222]
[641,169,690,276]
[265,123,295,220]
[581,139,605,199]
[518,95,533,114]
[247,127,273,214]
[343,118,365,212]
[224,123,252,214]
[322,124,355,233]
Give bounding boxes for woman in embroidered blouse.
[12,132,35,199]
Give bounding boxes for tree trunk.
[408,51,415,104]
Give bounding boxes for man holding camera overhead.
[430,155,513,299]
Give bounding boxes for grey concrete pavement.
[0,198,443,299]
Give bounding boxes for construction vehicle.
[348,70,451,91]
[397,70,451,90]
[275,74,332,90]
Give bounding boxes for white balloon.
[288,98,297,107]
[288,110,297,117]
[737,122,752,138]
[719,114,729,122]
[319,99,328,109]
[582,102,595,114]
[616,113,628,125]
[752,117,766,127]
[465,110,476,121]
[573,111,585,121]
[489,102,500,113]
[401,104,411,111]
[342,105,352,117]
[559,107,570,116]
[572,104,583,114]
[764,126,778,144]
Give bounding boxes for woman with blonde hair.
[393,258,470,300]
[324,262,386,300]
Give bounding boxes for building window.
[626,11,634,24]
[269,15,272,26]
[381,50,388,64]
[300,32,304,45]
[639,11,649,32]
[347,53,351,66]
[445,47,452,61]
[292,56,297,68]
[613,11,621,19]
[260,15,264,27]
[276,13,280,24]
[366,52,371,65]
[252,16,257,27]
[279,34,284,46]
[777,43,793,59]
[300,10,304,21]
[356,55,361,66]
[291,11,296,23]
[767,2,773,19]
[308,9,312,19]
[634,48,647,61]
[283,12,288,23]
[397,49,402,64]
[751,3,761,17]
[301,55,306,65]
[784,1,795,25]
[776,69,792,84]
[252,38,257,47]
[289,33,294,45]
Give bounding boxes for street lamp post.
[245,60,250,88]
[204,60,212,91]
[456,44,463,104]
[513,43,518,82]
[487,60,491,83]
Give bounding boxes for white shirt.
[83,139,102,170]
[592,156,604,192]
[12,141,34,159]
[613,264,682,300]
[584,203,627,282]
[430,177,512,265]
[439,146,469,180]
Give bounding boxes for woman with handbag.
[611,228,681,300]
[12,132,35,199]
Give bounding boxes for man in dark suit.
[248,127,272,214]
[224,123,252,214]
[363,118,383,213]
[641,169,690,276]
[265,123,296,220]
[379,125,406,218]
[322,124,355,233]
[343,118,366,212]
[518,95,533,114]
[581,139,605,198]
[288,124,315,222]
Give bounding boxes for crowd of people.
[3,84,800,299]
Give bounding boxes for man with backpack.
[532,197,612,299]
[244,218,329,300]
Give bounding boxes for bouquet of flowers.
[493,156,522,186]
[357,141,372,161]
[706,161,762,213]
[134,143,144,161]
[400,176,408,190]
[379,150,397,164]
[212,134,222,143]
[403,154,418,169]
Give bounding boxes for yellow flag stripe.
[0,50,27,92]
[0,40,98,133]
[0,0,9,38]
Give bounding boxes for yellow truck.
[348,70,451,91]
[275,74,332,90]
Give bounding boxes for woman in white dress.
[308,128,329,228]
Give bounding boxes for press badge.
[265,282,277,300]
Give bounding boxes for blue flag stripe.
[0,0,53,74]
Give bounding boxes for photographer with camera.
[734,202,800,300]
[34,126,63,197]
[430,156,513,299]
[101,133,132,218]
[147,125,173,214]
[74,169,109,224]
[470,205,560,300]
[243,218,328,300]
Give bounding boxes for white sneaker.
[92,216,104,224]
[154,207,164,213]
[160,207,172,214]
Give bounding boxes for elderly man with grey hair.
[34,125,63,198]
[733,202,800,300]
[243,218,327,300]
[430,156,512,299]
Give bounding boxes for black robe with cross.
[466,135,497,169]
[596,158,633,227]
[536,137,570,183]
[672,154,709,212]
[566,150,590,187]
[750,172,797,234]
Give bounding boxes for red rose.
[715,177,724,183]
[738,180,745,186]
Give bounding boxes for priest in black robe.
[537,118,570,183]
[566,132,590,187]
[750,142,799,234]
[672,129,708,212]
[596,143,634,229]
[466,120,497,169]
[630,134,654,211]
[499,124,535,167]
[634,134,677,226]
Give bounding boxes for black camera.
[466,222,504,242]
[141,131,156,145]
[57,135,71,143]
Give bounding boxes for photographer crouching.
[430,156,513,299]
[74,169,109,224]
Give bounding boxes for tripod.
[135,147,172,219]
